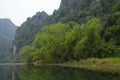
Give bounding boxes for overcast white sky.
[0,0,61,26]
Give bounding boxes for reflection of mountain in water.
[0,65,20,80]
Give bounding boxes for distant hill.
[15,11,48,53]
[0,18,17,62]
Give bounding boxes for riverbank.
[34,58,120,74]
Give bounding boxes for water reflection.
[0,66,11,80]
[18,65,120,80]
[0,65,120,80]
[0,65,20,80]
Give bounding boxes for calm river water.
[0,64,120,80]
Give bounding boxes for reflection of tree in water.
[12,65,15,80]
[1,65,120,80]
[18,65,120,80]
[0,65,19,80]
[11,65,21,80]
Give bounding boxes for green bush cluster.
[19,17,120,63]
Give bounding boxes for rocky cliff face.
[0,18,17,62]
[15,11,48,47]
[60,0,98,9]
[49,0,101,23]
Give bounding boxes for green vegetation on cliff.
[19,17,120,63]
[15,0,120,63]
[15,11,48,52]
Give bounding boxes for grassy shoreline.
[34,58,120,74]
[1,58,119,73]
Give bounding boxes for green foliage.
[73,18,102,59]
[18,0,120,63]
[33,23,72,62]
[112,0,120,12]
[20,17,120,63]
[19,46,36,62]
[103,12,120,45]
[98,12,120,58]
[15,11,48,53]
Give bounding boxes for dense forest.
[15,0,120,63]
[0,19,17,62]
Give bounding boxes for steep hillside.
[15,0,120,62]
[49,0,118,23]
[0,19,17,62]
[15,11,48,55]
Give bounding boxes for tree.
[33,23,72,62]
[103,12,120,45]
[73,17,102,59]
[19,46,35,62]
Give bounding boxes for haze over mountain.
[0,18,17,62]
